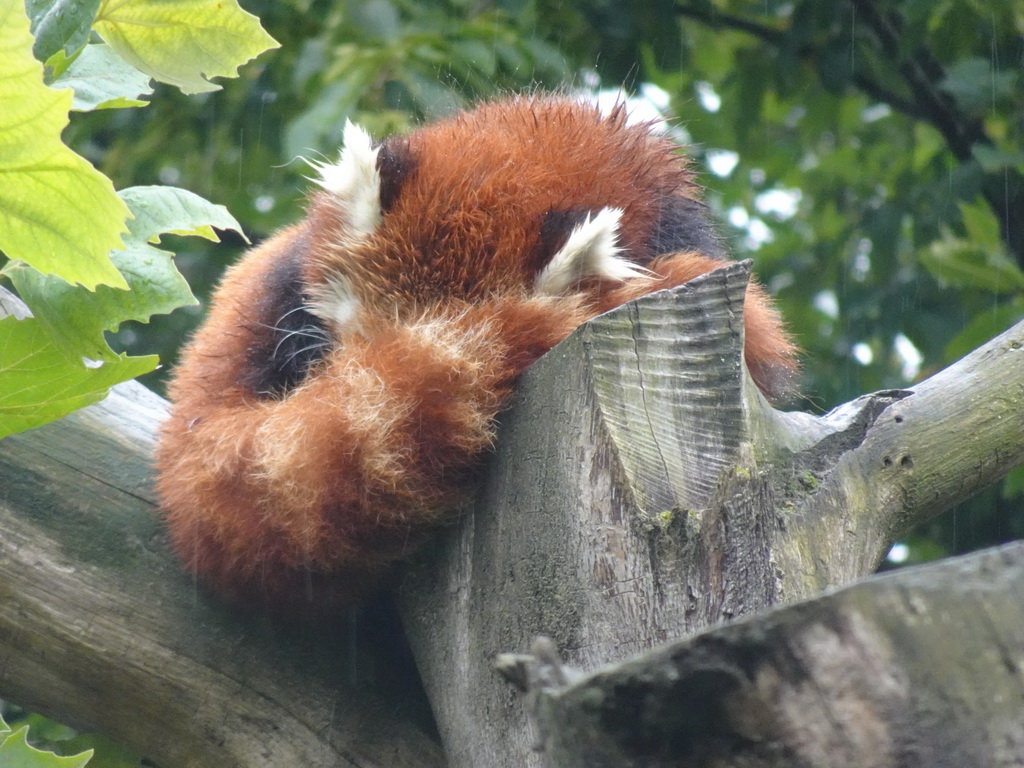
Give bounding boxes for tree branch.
[851,0,981,160]
[0,285,444,768]
[851,0,1024,266]
[673,2,922,118]
[673,3,786,46]
[2,270,1022,767]
[519,541,1024,767]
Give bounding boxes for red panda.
[155,96,798,614]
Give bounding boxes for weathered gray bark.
[1,270,1022,768]
[397,262,1024,768]
[516,540,1024,768]
[0,371,443,767]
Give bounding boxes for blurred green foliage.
[2,1,1021,759]
[1,0,270,437]
[0,706,97,767]
[59,0,1024,559]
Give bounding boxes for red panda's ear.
[307,124,421,235]
[303,124,421,336]
[534,206,652,296]
[376,136,418,214]
[309,121,383,240]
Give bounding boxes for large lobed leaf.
[0,3,130,289]
[0,315,158,440]
[7,186,235,364]
[0,697,94,768]
[94,0,279,94]
[0,2,273,439]
[0,186,245,438]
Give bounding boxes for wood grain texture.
[0,297,444,768]
[531,541,1024,768]
[398,264,1024,768]
[585,261,749,513]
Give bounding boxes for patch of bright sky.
[886,542,909,564]
[756,188,803,219]
[696,81,721,113]
[852,239,872,282]
[846,332,922,379]
[745,219,774,248]
[813,290,839,320]
[590,83,675,134]
[852,342,874,365]
[707,149,739,177]
[728,206,775,249]
[894,333,924,380]
[727,206,749,228]
[862,103,892,123]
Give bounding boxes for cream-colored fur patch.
[534,207,651,296]
[309,121,382,240]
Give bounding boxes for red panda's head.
[232,95,792,403]
[299,97,719,334]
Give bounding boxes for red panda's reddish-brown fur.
[156,96,798,614]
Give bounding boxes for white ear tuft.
[308,275,362,334]
[309,121,382,240]
[534,207,650,296]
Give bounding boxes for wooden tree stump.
[398,262,1024,768]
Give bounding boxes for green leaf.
[0,315,157,440]
[943,300,1024,363]
[53,733,140,768]
[26,0,102,62]
[957,198,1001,248]
[119,185,246,245]
[93,0,279,94]
[1004,464,1024,500]
[7,185,241,364]
[971,143,1024,173]
[0,2,130,289]
[13,714,76,745]
[920,232,1024,294]
[53,43,152,111]
[5,252,189,364]
[941,57,1017,113]
[1,713,142,768]
[0,722,94,768]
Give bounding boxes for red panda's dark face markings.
[239,224,330,397]
[375,137,418,214]
[247,105,717,399]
